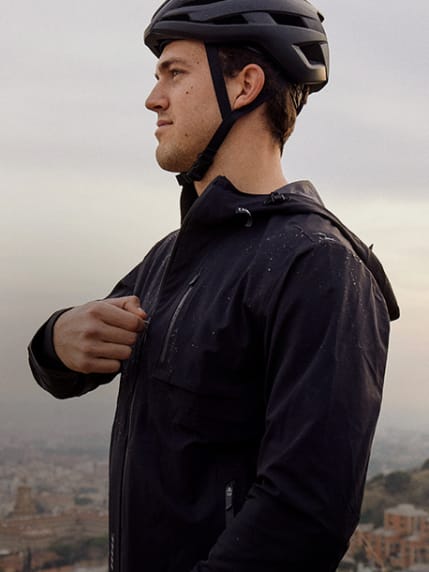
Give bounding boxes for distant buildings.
[349,503,429,570]
[8,482,37,519]
[0,482,107,571]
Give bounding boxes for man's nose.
[145,84,168,112]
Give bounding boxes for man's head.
[145,40,223,175]
[146,39,273,173]
[144,0,329,183]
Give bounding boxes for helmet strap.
[205,44,232,120]
[176,43,270,187]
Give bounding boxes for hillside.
[361,459,429,526]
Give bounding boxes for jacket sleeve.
[191,239,391,572]
[27,263,142,400]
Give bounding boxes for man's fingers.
[85,358,122,375]
[91,298,147,332]
[89,342,134,362]
[69,342,134,374]
[107,296,148,319]
[99,324,139,346]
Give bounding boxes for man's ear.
[228,64,265,110]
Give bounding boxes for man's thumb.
[108,296,147,319]
[124,296,147,318]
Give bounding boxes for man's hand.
[53,296,148,374]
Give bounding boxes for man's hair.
[218,45,309,154]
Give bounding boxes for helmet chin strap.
[176,43,270,187]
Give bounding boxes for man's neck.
[194,114,287,196]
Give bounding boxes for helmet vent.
[163,13,191,22]
[270,13,307,29]
[299,43,325,65]
[213,14,248,25]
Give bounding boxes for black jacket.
[29,178,399,572]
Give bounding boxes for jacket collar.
[180,176,324,225]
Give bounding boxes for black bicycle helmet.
[144,0,329,185]
[145,0,329,91]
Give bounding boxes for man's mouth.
[157,120,172,128]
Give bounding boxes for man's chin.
[155,147,196,175]
[156,156,193,175]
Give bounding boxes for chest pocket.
[157,273,200,370]
[149,275,264,444]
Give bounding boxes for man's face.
[145,40,222,174]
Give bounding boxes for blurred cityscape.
[0,435,109,572]
[341,502,429,572]
[1,428,428,572]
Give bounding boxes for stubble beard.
[155,120,219,174]
[155,143,195,174]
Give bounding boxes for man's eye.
[170,69,182,78]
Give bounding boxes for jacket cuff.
[30,309,73,371]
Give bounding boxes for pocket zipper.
[160,274,200,364]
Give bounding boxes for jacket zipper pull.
[263,191,290,205]
[225,481,235,526]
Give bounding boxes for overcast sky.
[1,0,428,440]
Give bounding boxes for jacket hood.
[180,177,400,322]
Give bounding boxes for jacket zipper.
[115,224,195,570]
[159,274,200,364]
[110,533,115,572]
[117,323,150,572]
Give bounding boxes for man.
[28,1,400,571]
